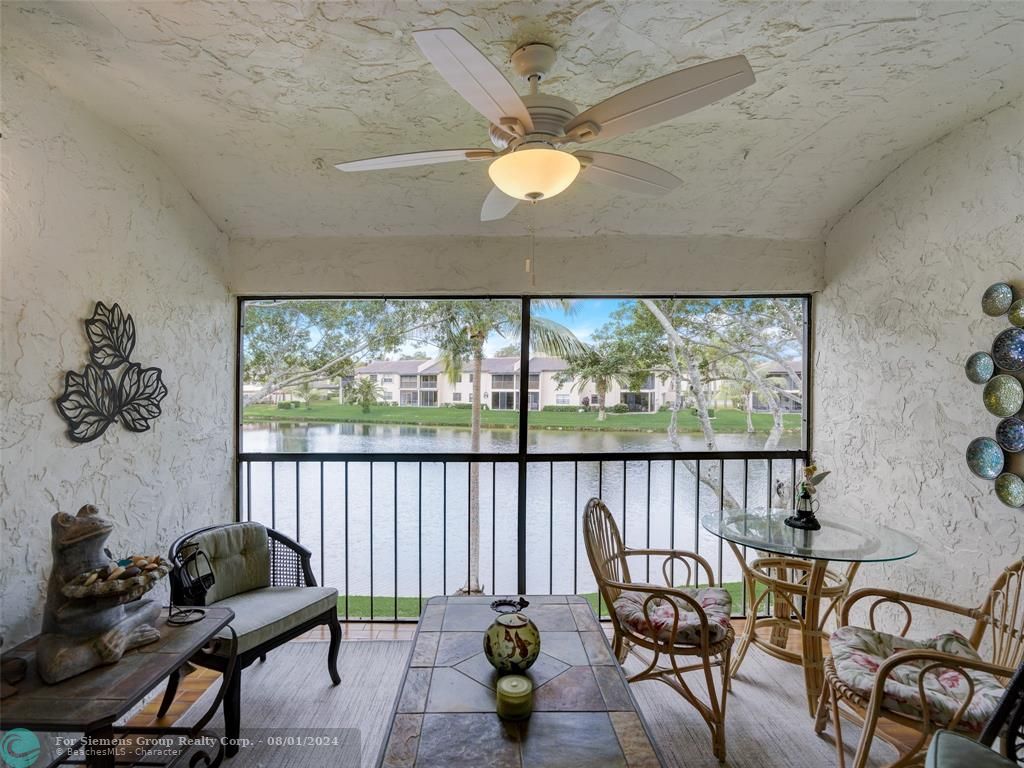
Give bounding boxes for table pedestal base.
[726,543,859,716]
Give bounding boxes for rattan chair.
[814,558,1024,768]
[583,498,735,760]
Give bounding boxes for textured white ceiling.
[5,1,1023,240]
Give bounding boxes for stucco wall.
[0,63,235,643]
[814,100,1024,625]
[228,234,823,296]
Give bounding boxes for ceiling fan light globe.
[487,148,580,201]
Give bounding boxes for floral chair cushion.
[614,588,732,646]
[830,625,1006,731]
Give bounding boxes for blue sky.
[522,299,632,354]
[387,298,634,357]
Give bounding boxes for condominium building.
[354,357,671,412]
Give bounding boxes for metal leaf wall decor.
[56,302,167,443]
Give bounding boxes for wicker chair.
[814,558,1024,768]
[583,498,735,760]
[158,522,341,757]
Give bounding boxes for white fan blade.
[576,152,681,196]
[413,28,534,133]
[335,148,494,172]
[480,186,519,221]
[564,55,754,143]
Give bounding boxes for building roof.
[356,359,433,375]
[530,357,570,372]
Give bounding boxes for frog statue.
[37,505,161,684]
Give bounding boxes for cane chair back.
[583,498,631,607]
[974,559,1024,680]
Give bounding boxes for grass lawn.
[245,402,800,434]
[337,580,767,620]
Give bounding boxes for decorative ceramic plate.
[982,282,1014,316]
[992,328,1024,372]
[984,375,1024,418]
[967,437,1004,479]
[995,473,1024,508]
[1010,299,1024,329]
[996,418,1024,453]
[965,352,995,384]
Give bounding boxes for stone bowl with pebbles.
[62,555,170,605]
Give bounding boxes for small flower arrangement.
[800,464,831,496]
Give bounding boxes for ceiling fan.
[335,28,754,221]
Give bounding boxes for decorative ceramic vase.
[982,282,1014,316]
[966,437,1004,480]
[965,352,996,384]
[484,598,540,674]
[992,328,1024,372]
[983,375,1024,418]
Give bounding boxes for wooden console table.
[1,607,236,768]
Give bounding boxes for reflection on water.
[242,421,801,454]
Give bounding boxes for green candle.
[496,675,533,720]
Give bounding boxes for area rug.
[179,639,898,767]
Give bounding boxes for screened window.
[238,296,809,622]
[239,296,807,456]
[525,297,808,454]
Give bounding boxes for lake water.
[240,422,804,615]
[241,420,802,454]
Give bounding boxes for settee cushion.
[212,586,338,655]
[189,523,270,604]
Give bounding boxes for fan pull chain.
[525,202,537,287]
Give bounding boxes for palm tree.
[557,342,639,421]
[346,377,382,413]
[429,300,585,594]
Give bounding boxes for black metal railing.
[237,451,806,622]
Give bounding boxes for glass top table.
[701,507,919,564]
[701,507,918,715]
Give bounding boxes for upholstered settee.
[158,522,341,756]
